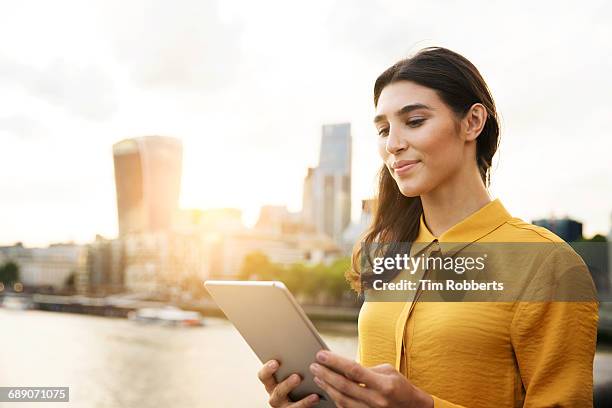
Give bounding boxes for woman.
[257,47,599,407]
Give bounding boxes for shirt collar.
[411,198,513,256]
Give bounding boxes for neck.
[420,166,492,238]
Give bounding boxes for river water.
[0,309,356,407]
[1,309,611,407]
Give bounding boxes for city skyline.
[3,126,608,248]
[1,0,611,246]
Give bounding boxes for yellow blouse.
[357,199,599,407]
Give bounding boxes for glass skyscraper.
[303,123,352,242]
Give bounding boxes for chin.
[393,168,430,198]
[397,183,424,198]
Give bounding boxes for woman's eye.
[378,128,389,137]
[406,118,425,128]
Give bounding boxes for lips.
[392,159,420,169]
[392,159,420,175]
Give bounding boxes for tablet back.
[204,280,335,407]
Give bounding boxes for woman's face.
[374,80,473,197]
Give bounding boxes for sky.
[1,0,611,247]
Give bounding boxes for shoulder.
[502,217,565,243]
[494,218,597,301]
[500,217,585,271]
[502,218,592,272]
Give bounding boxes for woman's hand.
[257,359,321,407]
[309,351,434,408]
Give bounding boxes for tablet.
[204,280,335,407]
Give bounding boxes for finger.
[315,351,385,391]
[269,373,301,407]
[289,394,320,408]
[258,360,280,394]
[313,376,369,408]
[310,363,380,407]
[370,363,396,374]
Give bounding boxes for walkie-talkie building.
[112,136,183,236]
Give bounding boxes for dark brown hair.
[347,47,500,293]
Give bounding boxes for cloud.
[0,0,610,244]
[0,56,117,121]
[0,114,45,139]
[101,0,243,92]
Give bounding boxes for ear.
[463,103,487,142]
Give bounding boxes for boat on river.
[127,305,203,327]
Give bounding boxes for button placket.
[401,239,440,374]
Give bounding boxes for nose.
[386,126,408,155]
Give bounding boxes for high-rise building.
[341,198,376,254]
[112,136,183,236]
[532,217,583,242]
[86,235,124,294]
[319,123,351,174]
[302,123,352,242]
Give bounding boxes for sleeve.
[430,395,467,408]
[509,245,600,407]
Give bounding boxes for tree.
[0,261,20,285]
[578,234,607,242]
[282,263,308,297]
[64,271,76,288]
[325,257,352,303]
[239,251,281,280]
[238,253,355,305]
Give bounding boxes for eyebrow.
[373,103,433,124]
